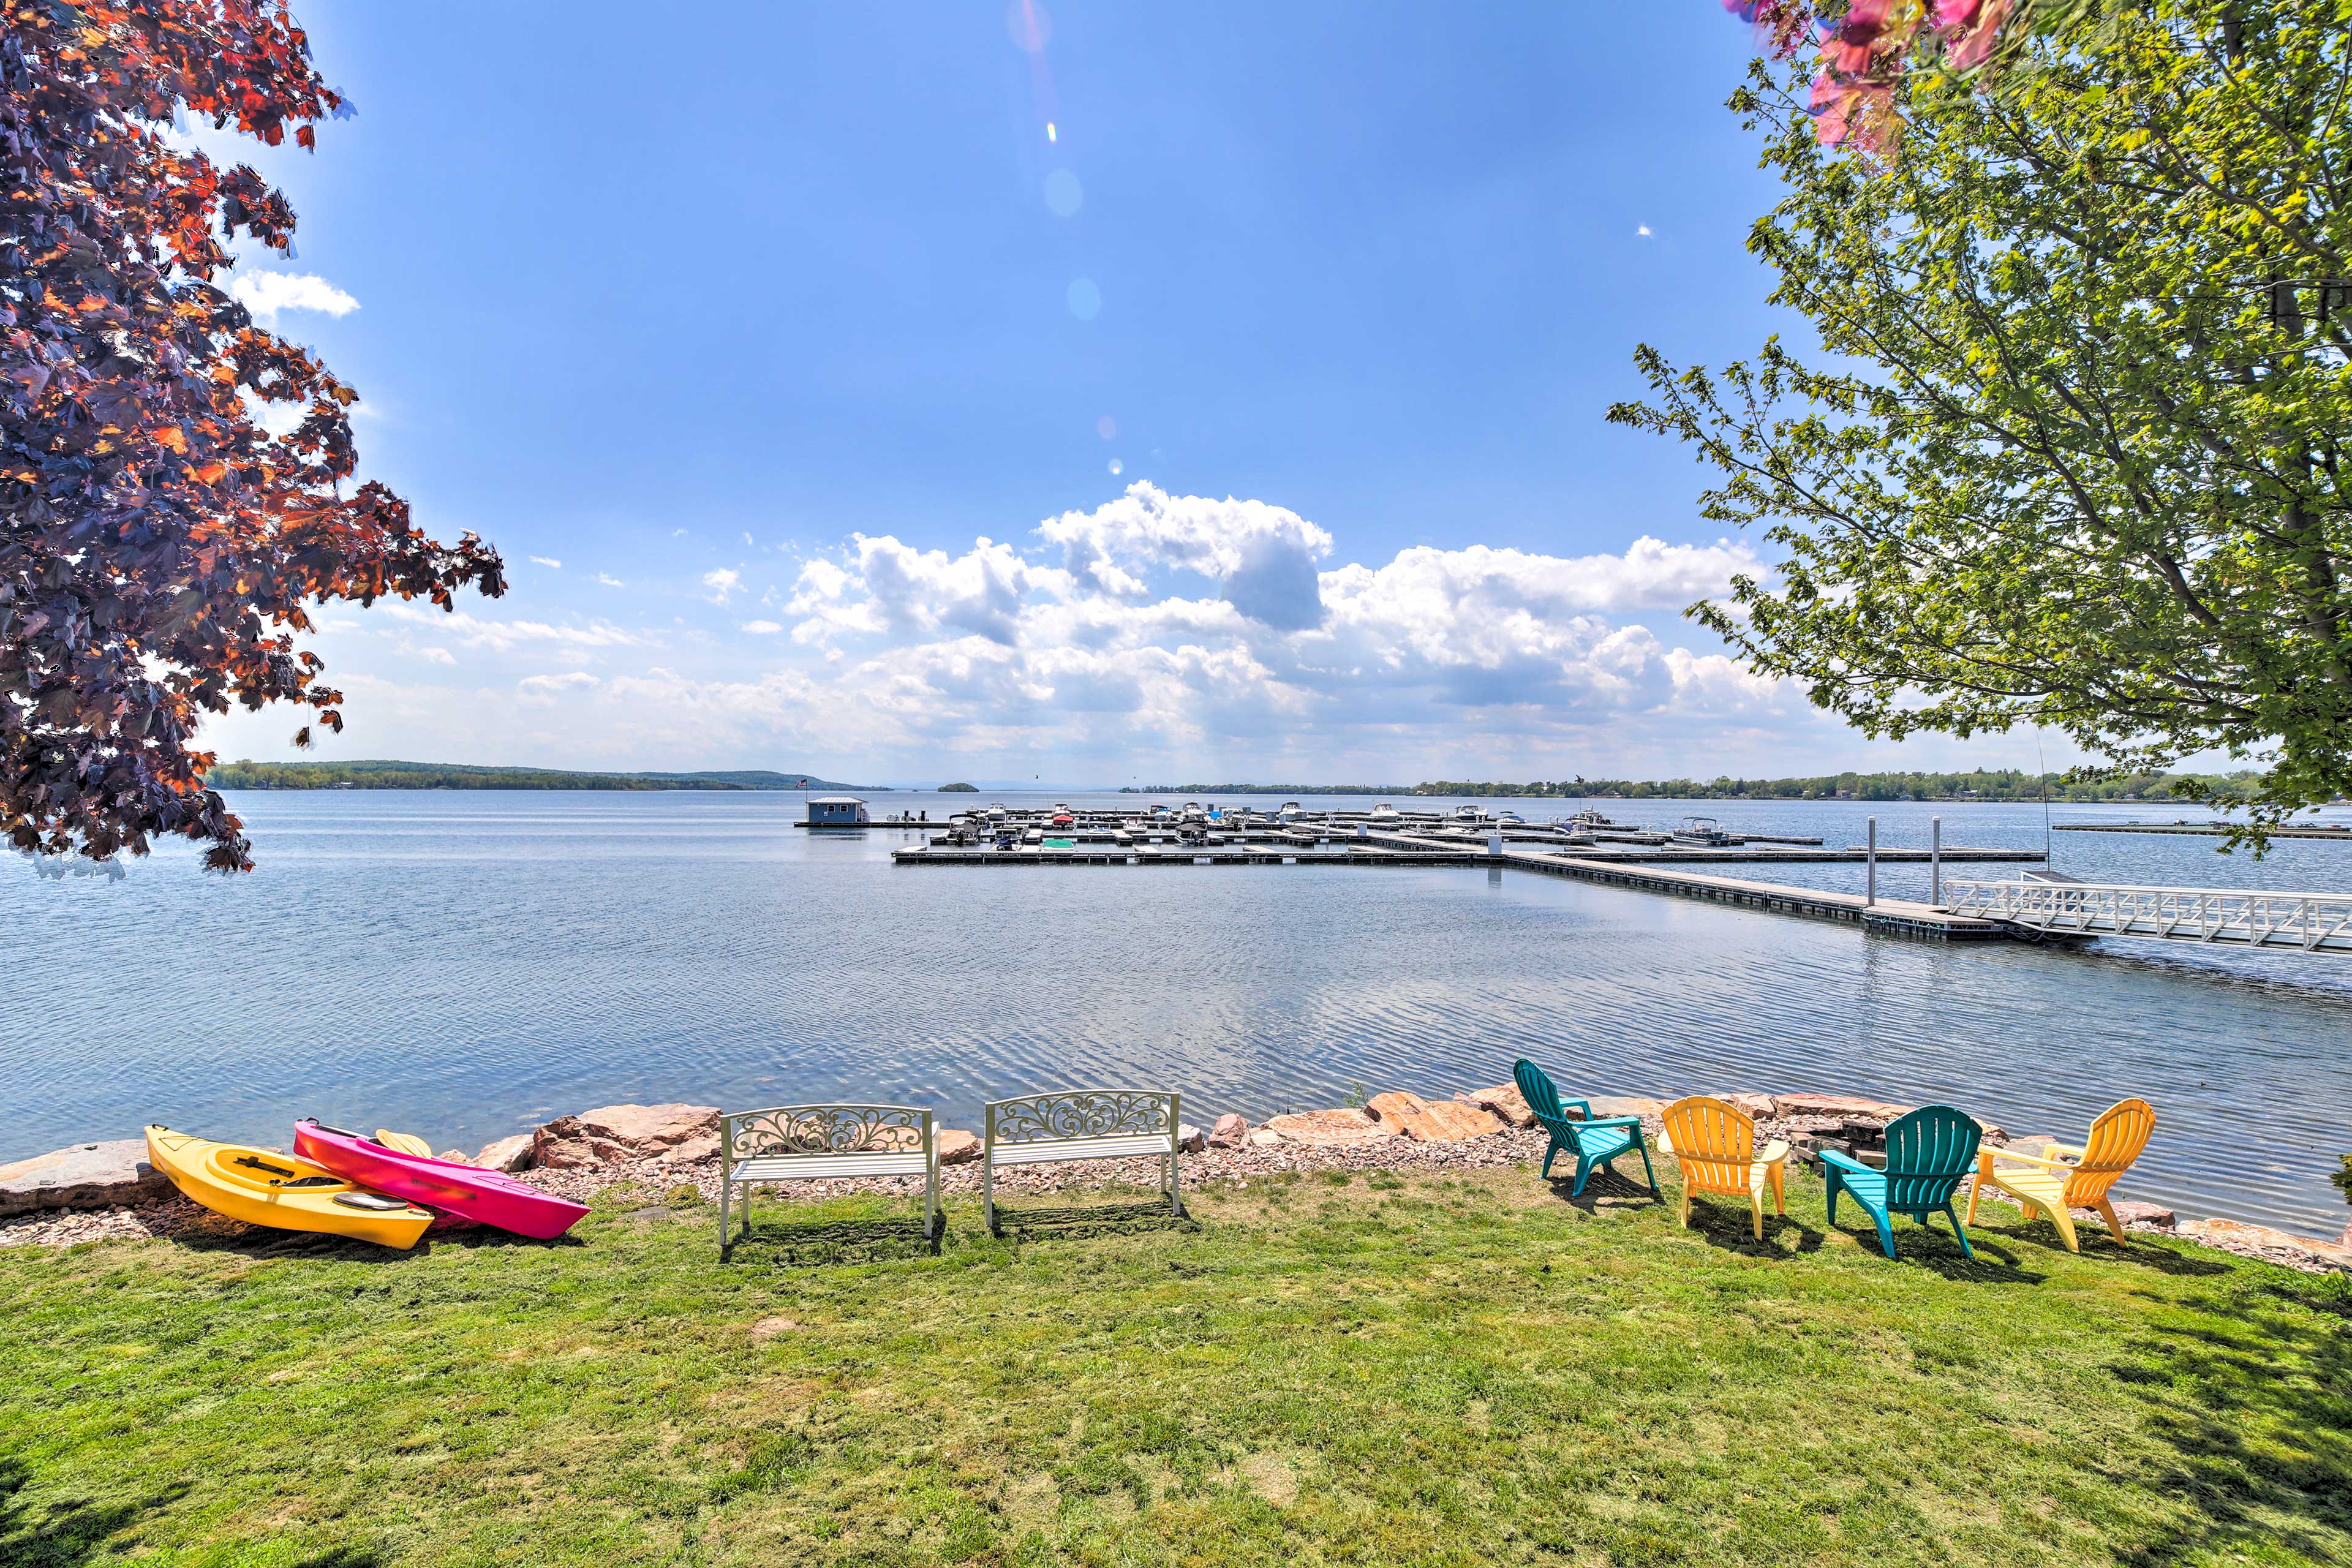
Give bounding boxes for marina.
[886,801,2046,944]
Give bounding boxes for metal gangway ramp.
[1939,879,2352,955]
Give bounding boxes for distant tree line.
[208,761,872,792]
[1126,770,2267,803]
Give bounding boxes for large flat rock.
[533,1103,721,1170]
[1453,1085,1534,1129]
[1366,1091,1506,1142]
[1261,1109,1398,1147]
[2179,1217,2352,1272]
[1773,1092,1913,1122]
[0,1139,173,1215]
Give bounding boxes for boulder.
[1177,1123,1207,1153]
[532,1103,720,1170]
[1714,1092,1777,1120]
[1771,1091,1913,1123]
[1454,1085,1534,1129]
[1366,1091,1506,1143]
[1245,1129,1283,1148]
[661,1132,721,1167]
[935,1129,982,1165]
[1261,1109,1398,1148]
[474,1134,535,1173]
[1583,1095,1666,1121]
[1209,1113,1250,1148]
[0,1139,173,1216]
[2108,1200,2175,1229]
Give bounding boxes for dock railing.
[1939,879,2352,954]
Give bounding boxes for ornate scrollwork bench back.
[718,1102,937,1254]
[981,1087,1183,1230]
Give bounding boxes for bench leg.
[717,1172,729,1258]
[983,1156,995,1234]
[925,1161,939,1248]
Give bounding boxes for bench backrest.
[1880,1105,1982,1210]
[984,1089,1178,1148]
[722,1104,933,1163]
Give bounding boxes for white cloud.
[379,602,653,653]
[228,271,360,323]
[741,620,784,635]
[530,556,562,569]
[414,647,456,666]
[1637,224,1653,237]
[703,568,741,603]
[597,573,625,587]
[517,672,600,703]
[1038,482,1333,628]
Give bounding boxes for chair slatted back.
[1880,1106,1982,1210]
[1662,1096,1754,1196]
[1513,1059,1573,1133]
[2067,1098,2156,1205]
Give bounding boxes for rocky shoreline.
[7,1088,2349,1275]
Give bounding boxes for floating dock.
[2055,821,2352,840]
[878,805,2047,944]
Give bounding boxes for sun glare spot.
[1108,458,1124,475]
[1047,121,1058,143]
[1044,168,1083,217]
[1096,415,1116,440]
[1066,277,1101,320]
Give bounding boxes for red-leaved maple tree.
[2,1,503,871]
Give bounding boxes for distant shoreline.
[208,760,886,792]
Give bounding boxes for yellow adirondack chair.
[1966,1098,2156,1250]
[1659,1096,1789,1240]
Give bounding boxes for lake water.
[6,790,2351,1237]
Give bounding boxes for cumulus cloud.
[228,271,360,323]
[530,556,562,569]
[741,620,784,635]
[703,568,741,603]
[1038,482,1334,629]
[596,573,625,587]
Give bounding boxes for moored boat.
[143,1125,436,1249]
[295,1120,590,1240]
[1671,815,1735,846]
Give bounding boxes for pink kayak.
[294,1120,589,1240]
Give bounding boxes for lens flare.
[1066,277,1101,320]
[1108,458,1124,475]
[1046,121,1057,143]
[1095,415,1116,440]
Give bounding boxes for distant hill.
[208,760,884,792]
[938,782,979,792]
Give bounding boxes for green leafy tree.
[1615,2,2351,838]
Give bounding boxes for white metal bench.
[718,1102,937,1254]
[982,1088,1184,1231]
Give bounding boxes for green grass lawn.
[4,1159,2349,1567]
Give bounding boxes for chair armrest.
[1559,1099,1593,1120]
[1755,1139,1790,1165]
[1819,1148,1871,1175]
[1986,1148,2076,1172]
[2043,1141,2086,1160]
[1580,1115,1642,1131]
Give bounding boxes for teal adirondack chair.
[1822,1105,1983,1260]
[1514,1059,1658,1199]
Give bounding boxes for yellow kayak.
[143,1125,435,1250]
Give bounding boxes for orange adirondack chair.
[1966,1098,2156,1250]
[1659,1096,1789,1240]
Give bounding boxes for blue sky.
[198,2,2067,786]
